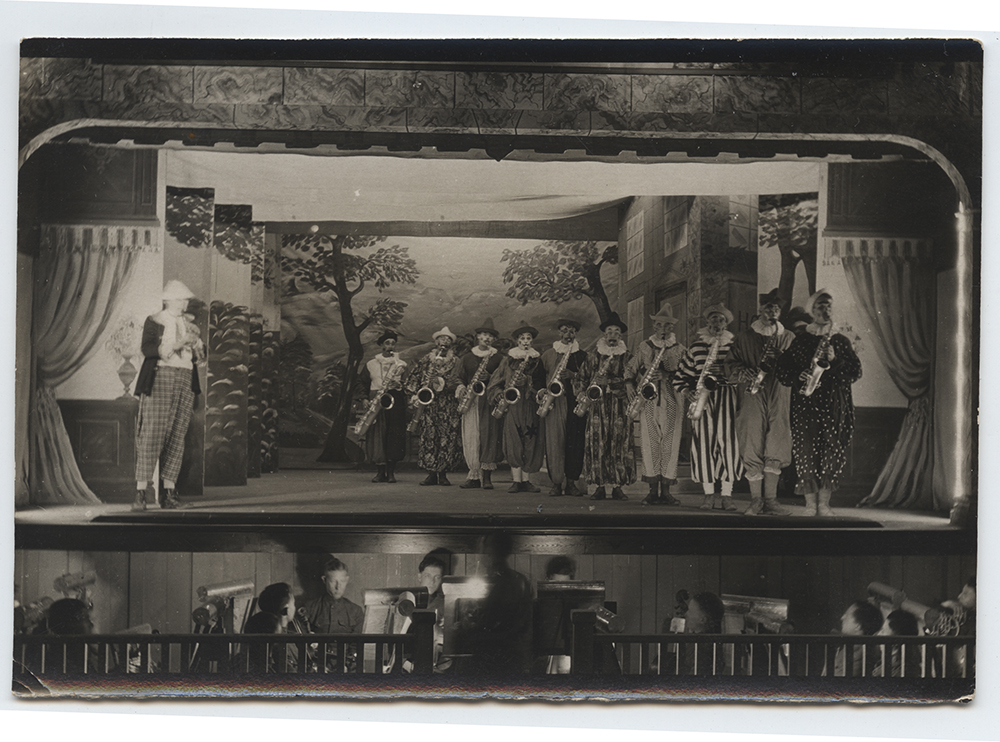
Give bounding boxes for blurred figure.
[25,598,99,675]
[243,582,302,673]
[875,609,923,678]
[461,532,534,676]
[831,600,883,677]
[540,556,577,674]
[403,552,452,673]
[676,591,732,676]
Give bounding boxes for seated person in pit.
[25,598,102,675]
[243,582,301,673]
[874,609,923,679]
[402,552,452,673]
[829,600,884,677]
[679,591,733,676]
[301,557,364,671]
[540,556,577,675]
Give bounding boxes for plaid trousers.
[135,366,195,483]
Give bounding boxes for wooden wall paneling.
[638,555,658,635]
[270,552,299,592]
[386,553,404,588]
[163,553,193,635]
[36,551,70,605]
[14,550,26,605]
[129,553,167,631]
[720,555,767,598]
[654,555,677,634]
[902,555,949,606]
[513,553,534,583]
[575,554,595,582]
[68,551,130,633]
[614,555,643,673]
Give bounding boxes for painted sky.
[281,235,617,366]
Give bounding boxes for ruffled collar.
[697,328,734,345]
[508,347,540,360]
[472,345,497,358]
[806,322,833,336]
[553,340,580,354]
[751,319,786,337]
[597,338,628,356]
[648,333,677,349]
[376,352,400,362]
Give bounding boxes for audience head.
[46,598,94,635]
[321,557,350,600]
[959,575,976,610]
[258,582,295,621]
[685,592,724,634]
[418,555,446,596]
[545,556,577,582]
[883,609,919,637]
[841,600,884,637]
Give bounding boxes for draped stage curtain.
[29,224,157,505]
[832,238,939,510]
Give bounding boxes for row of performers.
[358,287,861,516]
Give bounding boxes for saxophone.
[801,327,833,397]
[457,351,493,415]
[626,341,668,419]
[354,361,404,437]
[687,336,722,422]
[747,330,781,395]
[407,349,446,433]
[491,354,532,419]
[573,352,614,418]
[536,348,573,419]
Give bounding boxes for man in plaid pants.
[133,280,203,511]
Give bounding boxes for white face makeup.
[760,303,782,323]
[558,325,577,343]
[381,338,396,354]
[476,332,494,348]
[652,318,675,337]
[434,335,453,350]
[813,295,833,323]
[164,298,189,316]
[517,332,534,349]
[706,312,728,335]
[604,326,622,345]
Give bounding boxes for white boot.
[817,489,835,517]
[803,492,818,516]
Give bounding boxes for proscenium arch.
[18,119,978,513]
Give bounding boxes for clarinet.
[457,351,493,415]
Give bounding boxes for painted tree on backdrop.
[500,240,618,325]
[281,234,419,462]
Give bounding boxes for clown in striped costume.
[672,303,744,511]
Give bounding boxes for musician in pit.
[487,324,546,493]
[672,304,744,511]
[774,290,862,517]
[625,305,686,506]
[535,318,588,498]
[725,289,794,516]
[580,313,636,501]
[406,327,464,486]
[357,330,408,484]
[452,318,504,490]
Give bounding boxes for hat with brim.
[432,326,457,342]
[511,324,538,340]
[649,304,677,324]
[556,318,581,332]
[804,289,832,317]
[162,280,195,301]
[474,317,500,338]
[702,303,734,325]
[758,288,787,307]
[599,313,628,334]
[376,330,398,346]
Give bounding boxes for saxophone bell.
[471,380,486,396]
[503,387,522,405]
[548,379,565,397]
[378,392,395,410]
[585,383,604,402]
[639,381,658,402]
[416,386,435,405]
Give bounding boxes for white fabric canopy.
[166,150,821,223]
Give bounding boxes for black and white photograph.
[9,13,982,713]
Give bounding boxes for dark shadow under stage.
[15,466,969,556]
